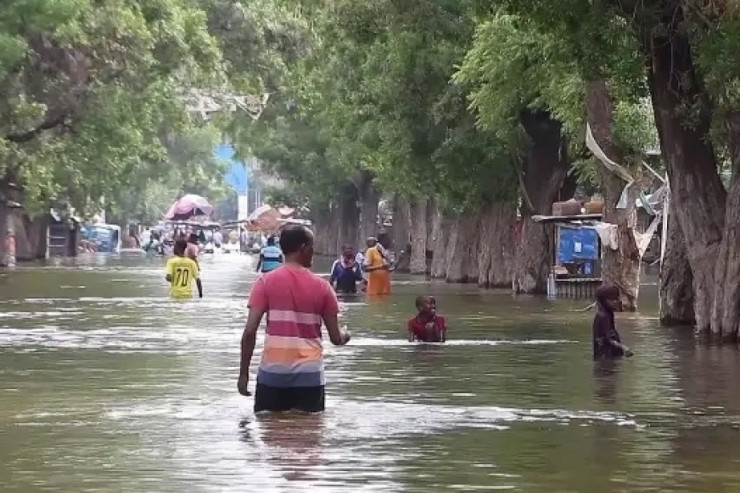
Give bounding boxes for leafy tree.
[0,0,223,217]
[108,125,230,224]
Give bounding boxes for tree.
[640,2,740,339]
[235,1,525,284]
[461,3,662,308]
[495,0,740,332]
[0,0,225,257]
[456,14,580,293]
[108,125,231,225]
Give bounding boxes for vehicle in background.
[85,224,122,253]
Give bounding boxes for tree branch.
[5,114,67,143]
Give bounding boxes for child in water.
[408,296,447,342]
[592,284,633,359]
[166,239,203,299]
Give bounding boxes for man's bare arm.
[324,313,350,346]
[238,307,266,395]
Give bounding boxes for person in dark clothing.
[592,285,633,359]
[329,246,364,294]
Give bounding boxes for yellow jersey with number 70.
[166,256,200,298]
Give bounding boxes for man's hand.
[237,374,251,396]
[341,329,351,345]
[624,347,634,358]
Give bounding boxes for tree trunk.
[0,172,19,266]
[646,16,726,336]
[357,172,379,248]
[660,193,695,326]
[513,217,554,293]
[513,110,570,294]
[24,214,50,260]
[12,211,32,261]
[586,79,641,310]
[312,205,341,256]
[444,211,480,283]
[709,112,740,339]
[477,202,515,287]
[429,209,450,278]
[391,196,411,272]
[392,196,411,253]
[409,199,428,274]
[0,202,7,267]
[424,201,437,273]
[338,182,360,253]
[11,211,49,261]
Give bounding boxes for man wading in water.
[329,245,364,294]
[255,235,283,274]
[238,225,351,413]
[592,284,634,359]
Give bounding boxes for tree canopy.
[0,0,296,218]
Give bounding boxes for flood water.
[1,253,740,492]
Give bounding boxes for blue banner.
[217,144,249,195]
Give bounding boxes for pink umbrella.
[165,194,214,220]
[247,204,281,232]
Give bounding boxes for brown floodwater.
[0,252,739,492]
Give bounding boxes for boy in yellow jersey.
[166,239,203,299]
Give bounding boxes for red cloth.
[407,315,447,342]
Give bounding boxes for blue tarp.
[217,144,249,195]
[88,225,120,253]
[558,226,598,274]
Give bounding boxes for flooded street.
[2,253,740,492]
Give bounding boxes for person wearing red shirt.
[407,296,447,342]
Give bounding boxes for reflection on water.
[0,252,739,491]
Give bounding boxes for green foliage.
[455,14,584,140]
[0,0,237,219]
[9,0,730,230]
[108,125,230,223]
[231,0,524,217]
[202,0,312,93]
[456,3,662,200]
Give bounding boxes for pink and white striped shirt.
[247,264,339,388]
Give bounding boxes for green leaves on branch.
[0,0,237,217]
[234,0,528,214]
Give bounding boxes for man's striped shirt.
[247,265,339,388]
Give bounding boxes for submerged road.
[0,252,739,491]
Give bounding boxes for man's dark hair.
[279,225,313,254]
[266,236,276,246]
[174,239,188,256]
[415,295,435,309]
[188,233,198,243]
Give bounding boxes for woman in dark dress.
[593,285,634,359]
